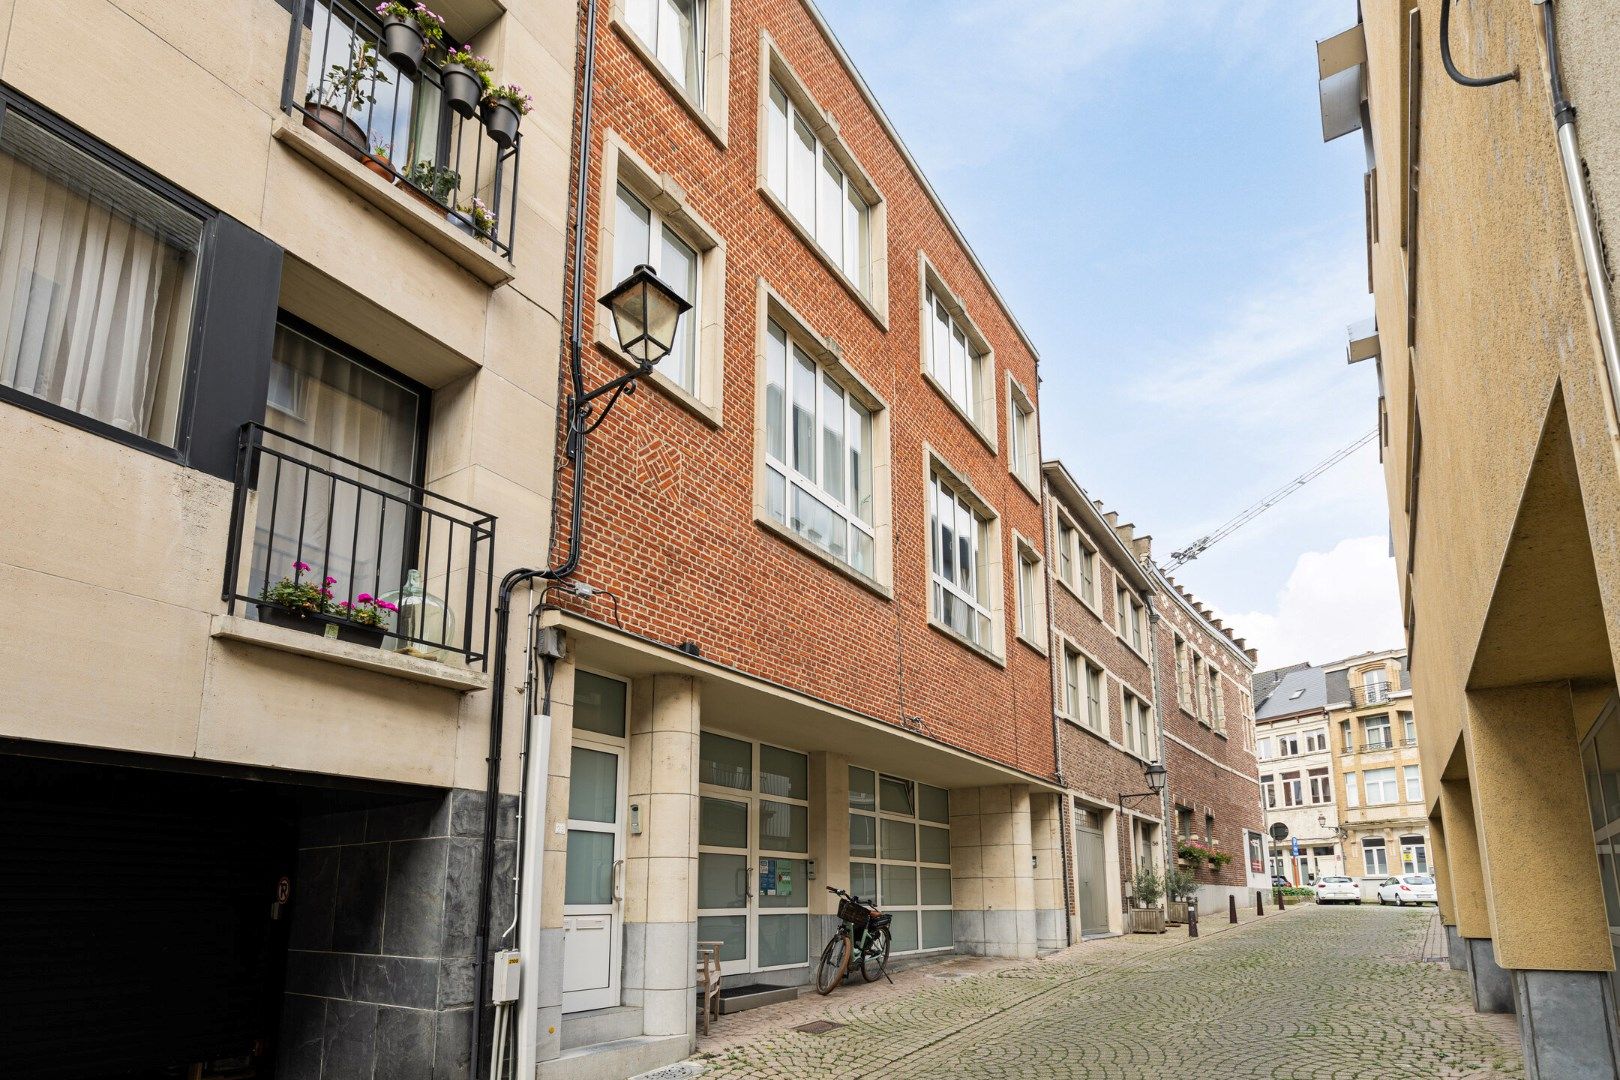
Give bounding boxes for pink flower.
[356,593,374,604]
[325,575,338,585]
[294,561,311,573]
[321,588,334,598]
[377,600,400,613]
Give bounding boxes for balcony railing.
[280,0,521,259]
[1349,683,1392,708]
[223,424,497,667]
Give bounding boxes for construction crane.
[1166,428,1379,570]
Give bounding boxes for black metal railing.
[1349,683,1392,708]
[280,0,521,259]
[1358,737,1394,753]
[223,424,497,667]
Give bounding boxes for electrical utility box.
[491,950,522,1004]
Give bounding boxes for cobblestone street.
[687,906,1524,1080]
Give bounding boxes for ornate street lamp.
[599,263,692,371]
[1317,812,1349,840]
[1119,760,1168,812]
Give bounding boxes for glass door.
[696,733,811,976]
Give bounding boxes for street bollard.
[1188,897,1199,938]
[1276,888,1286,911]
[1256,890,1265,917]
[1229,895,1238,924]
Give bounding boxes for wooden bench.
[696,940,723,1035]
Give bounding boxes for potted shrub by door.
[480,83,533,149]
[441,48,493,118]
[304,40,387,158]
[374,2,445,75]
[1165,866,1196,925]
[1129,865,1167,934]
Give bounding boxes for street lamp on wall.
[565,264,693,459]
[1119,760,1168,813]
[600,263,692,370]
[1317,812,1349,840]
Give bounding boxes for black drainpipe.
[469,0,602,1071]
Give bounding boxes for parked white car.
[1314,875,1361,904]
[1378,874,1438,906]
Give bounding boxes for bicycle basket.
[867,912,892,931]
[839,897,873,926]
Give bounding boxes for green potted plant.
[403,159,460,213]
[254,562,398,648]
[375,2,445,75]
[1129,864,1166,934]
[1165,866,1197,924]
[1176,839,1207,868]
[450,196,496,239]
[364,143,396,182]
[480,83,533,149]
[304,38,388,157]
[442,47,493,118]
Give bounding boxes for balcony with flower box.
[216,423,496,692]
[275,0,533,284]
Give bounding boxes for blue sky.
[816,0,1403,669]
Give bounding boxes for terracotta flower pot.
[363,155,396,183]
[302,102,368,160]
[381,16,425,75]
[442,63,482,118]
[480,98,521,149]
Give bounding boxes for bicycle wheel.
[860,926,891,982]
[815,930,852,995]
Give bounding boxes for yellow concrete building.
[1323,650,1429,886]
[1317,1,1620,1074]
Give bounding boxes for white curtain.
[0,152,194,443]
[250,324,421,607]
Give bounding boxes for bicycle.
[815,885,893,995]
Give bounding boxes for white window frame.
[1281,770,1303,808]
[614,0,730,142]
[594,133,727,424]
[849,768,952,956]
[918,254,996,447]
[1116,585,1146,658]
[758,36,887,320]
[1261,773,1276,809]
[1364,767,1399,804]
[1304,729,1328,753]
[753,283,892,592]
[924,447,1004,661]
[1277,733,1300,758]
[1362,837,1389,876]
[1308,767,1333,805]
[1403,764,1423,803]
[1346,772,1360,808]
[1363,714,1393,750]
[1006,372,1039,497]
[1013,532,1046,654]
[1257,736,1273,762]
[1400,835,1429,874]
[1208,669,1226,733]
[1121,688,1155,761]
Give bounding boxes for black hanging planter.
[381,16,425,75]
[480,98,521,149]
[442,64,482,118]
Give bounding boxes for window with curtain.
[1085,661,1104,732]
[624,0,705,100]
[764,78,870,293]
[0,106,202,445]
[762,317,875,576]
[929,470,992,648]
[612,183,698,394]
[249,321,424,612]
[1015,545,1040,641]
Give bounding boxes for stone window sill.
[211,614,490,692]
[272,120,514,287]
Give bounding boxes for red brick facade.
[554,0,1054,779]
[1043,471,1164,916]
[1154,577,1265,891]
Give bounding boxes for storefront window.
[850,768,951,952]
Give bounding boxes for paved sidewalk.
[686,905,1524,1079]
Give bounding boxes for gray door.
[1075,809,1108,937]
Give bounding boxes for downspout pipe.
[1534,0,1620,428]
[1140,578,1173,892]
[470,0,602,1073]
[1037,473,1073,948]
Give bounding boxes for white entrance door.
[562,738,626,1012]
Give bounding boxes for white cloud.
[822,0,1346,167]
[1223,535,1403,669]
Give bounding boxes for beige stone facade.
[1318,1,1620,1072]
[0,0,572,1076]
